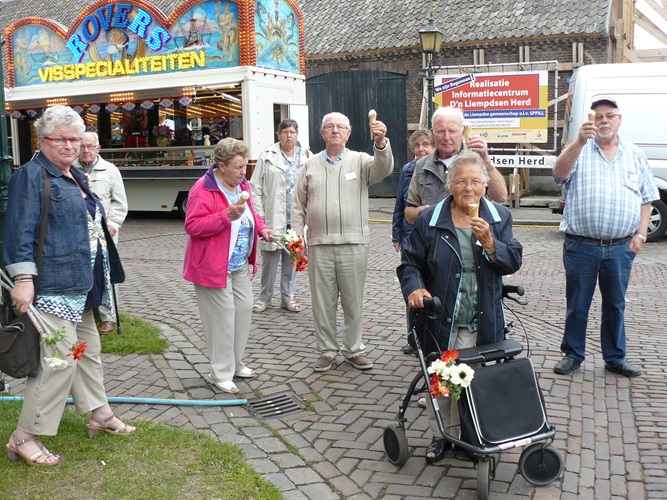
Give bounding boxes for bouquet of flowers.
[427,350,475,400]
[277,229,308,272]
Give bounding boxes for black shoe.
[402,343,417,355]
[553,356,581,375]
[605,361,641,378]
[425,437,452,464]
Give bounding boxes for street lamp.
[419,18,443,127]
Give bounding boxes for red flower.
[428,373,450,398]
[295,256,308,272]
[68,341,88,360]
[440,350,458,364]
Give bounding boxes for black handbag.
[0,168,50,379]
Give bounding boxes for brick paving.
[5,201,667,499]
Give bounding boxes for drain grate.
[246,391,305,421]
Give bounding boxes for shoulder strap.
[33,168,50,294]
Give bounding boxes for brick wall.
[306,36,610,161]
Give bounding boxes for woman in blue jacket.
[397,151,522,464]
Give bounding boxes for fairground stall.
[4,0,308,216]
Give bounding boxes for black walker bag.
[459,357,548,447]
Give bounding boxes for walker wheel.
[519,443,563,486]
[383,424,409,465]
[476,457,492,500]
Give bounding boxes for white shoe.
[234,367,256,378]
[418,397,426,408]
[206,373,240,394]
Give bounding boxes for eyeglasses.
[415,141,433,149]
[433,128,460,137]
[43,136,82,145]
[279,129,298,136]
[594,113,620,122]
[452,179,484,189]
[80,144,99,150]
[322,124,350,132]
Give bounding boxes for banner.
[435,71,549,144]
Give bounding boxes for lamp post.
[419,18,444,127]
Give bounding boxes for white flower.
[427,359,447,376]
[285,229,299,243]
[451,363,475,388]
[44,355,69,371]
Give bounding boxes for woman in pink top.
[184,138,273,394]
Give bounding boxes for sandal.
[234,367,256,378]
[280,300,301,312]
[215,380,240,394]
[87,414,136,438]
[425,437,451,464]
[253,300,269,313]
[6,436,60,467]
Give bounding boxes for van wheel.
[176,192,189,219]
[647,199,667,243]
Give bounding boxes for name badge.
[628,173,638,183]
[345,172,357,181]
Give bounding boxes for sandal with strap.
[425,437,452,464]
[6,436,60,467]
[87,414,137,438]
[253,300,269,313]
[280,300,301,312]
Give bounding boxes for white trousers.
[194,266,253,383]
[258,249,297,303]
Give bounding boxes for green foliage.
[99,313,168,356]
[0,401,283,500]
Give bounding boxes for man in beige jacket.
[292,112,393,372]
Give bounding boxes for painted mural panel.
[254,0,300,73]
[10,1,240,87]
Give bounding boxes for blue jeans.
[561,236,636,365]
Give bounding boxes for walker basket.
[459,357,548,447]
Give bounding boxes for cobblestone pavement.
[7,201,667,499]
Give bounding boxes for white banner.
[488,155,556,169]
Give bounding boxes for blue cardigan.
[397,196,523,355]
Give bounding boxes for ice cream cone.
[368,109,377,140]
[239,191,250,205]
[468,203,479,218]
[463,123,472,146]
[587,111,595,122]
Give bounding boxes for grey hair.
[321,112,351,130]
[431,106,464,130]
[445,151,490,191]
[408,128,434,150]
[82,131,99,145]
[34,105,85,137]
[214,137,248,164]
[277,118,299,133]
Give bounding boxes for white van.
[563,62,667,242]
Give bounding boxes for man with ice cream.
[405,107,507,224]
[292,112,393,372]
[552,97,658,378]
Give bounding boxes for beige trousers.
[308,244,369,359]
[18,309,107,435]
[427,327,477,436]
[194,266,253,383]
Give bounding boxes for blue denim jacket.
[3,153,124,295]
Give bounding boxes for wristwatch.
[635,233,647,242]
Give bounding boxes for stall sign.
[7,0,306,88]
[434,71,549,144]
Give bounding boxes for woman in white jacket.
[249,119,311,313]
